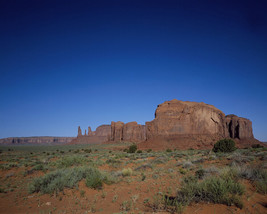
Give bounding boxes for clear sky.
[0,0,266,141]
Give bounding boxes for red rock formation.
[123,122,146,142]
[71,125,111,144]
[78,126,82,137]
[146,99,226,139]
[110,121,146,142]
[225,115,253,139]
[95,125,111,137]
[111,121,124,141]
[88,127,93,135]
[73,99,258,147]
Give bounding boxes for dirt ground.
[0,143,266,214]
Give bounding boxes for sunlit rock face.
[146,99,227,139]
[110,121,146,142]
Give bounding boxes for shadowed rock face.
[225,114,253,139]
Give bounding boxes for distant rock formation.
[70,125,111,144]
[110,121,146,142]
[0,137,74,145]
[78,126,82,137]
[73,99,258,147]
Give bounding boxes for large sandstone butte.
[73,99,259,148]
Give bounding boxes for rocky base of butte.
[72,99,261,149]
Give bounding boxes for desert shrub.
[85,169,103,189]
[213,139,236,153]
[147,149,152,153]
[251,144,264,149]
[32,164,44,171]
[151,156,168,164]
[134,164,153,171]
[0,163,18,170]
[231,163,267,194]
[28,167,114,194]
[204,166,219,175]
[84,149,92,153]
[166,149,172,153]
[195,169,205,179]
[137,150,142,153]
[149,174,244,213]
[52,155,87,168]
[179,168,187,175]
[177,175,244,209]
[128,144,137,153]
[182,161,193,169]
[122,168,133,177]
[255,180,267,194]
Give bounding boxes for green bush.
[213,139,236,153]
[52,155,87,168]
[166,149,172,153]
[28,167,114,194]
[128,144,137,153]
[85,169,103,189]
[195,169,205,179]
[160,175,244,212]
[122,168,133,177]
[137,150,142,153]
[84,149,92,153]
[251,144,264,149]
[149,168,245,212]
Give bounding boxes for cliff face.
[0,137,74,145]
[225,115,254,139]
[110,121,146,142]
[146,99,226,139]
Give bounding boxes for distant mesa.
[0,137,74,145]
[73,99,260,149]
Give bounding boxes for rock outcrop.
[78,126,82,137]
[70,125,111,144]
[225,114,254,139]
[74,99,258,148]
[110,121,146,142]
[146,99,226,139]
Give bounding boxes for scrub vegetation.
[0,142,266,213]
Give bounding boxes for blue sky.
[0,0,266,141]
